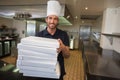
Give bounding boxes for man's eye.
[54,18,58,20]
[49,17,52,19]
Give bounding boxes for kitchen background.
[0,15,102,49]
[0,0,120,53]
[0,1,120,80]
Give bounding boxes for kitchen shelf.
[102,33,120,37]
[102,33,120,45]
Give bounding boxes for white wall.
[113,7,120,33]
[13,20,26,39]
[100,7,120,52]
[0,17,13,28]
[0,17,27,39]
[92,16,102,33]
[113,37,120,53]
[100,35,113,49]
[112,7,120,53]
[100,8,117,49]
[101,8,117,34]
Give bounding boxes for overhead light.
[66,15,70,19]
[85,7,88,10]
[82,20,84,23]
[13,12,32,20]
[0,12,15,16]
[74,16,78,19]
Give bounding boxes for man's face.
[46,15,59,29]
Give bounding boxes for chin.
[49,25,56,28]
[50,26,56,29]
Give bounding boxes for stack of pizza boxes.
[17,36,60,79]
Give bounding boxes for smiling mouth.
[50,23,55,26]
[50,23,55,25]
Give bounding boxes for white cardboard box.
[21,36,59,48]
[17,62,60,73]
[17,36,60,79]
[20,62,60,79]
[18,49,58,59]
[17,43,58,55]
[17,55,57,62]
[17,60,57,69]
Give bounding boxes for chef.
[36,0,70,80]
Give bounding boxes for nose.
[50,19,54,23]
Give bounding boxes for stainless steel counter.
[82,40,120,80]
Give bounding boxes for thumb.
[58,39,62,44]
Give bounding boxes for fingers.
[57,48,61,53]
[57,39,65,53]
[58,39,63,45]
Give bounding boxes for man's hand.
[57,39,70,58]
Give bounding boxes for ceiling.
[0,0,120,21]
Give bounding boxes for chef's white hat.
[47,0,61,17]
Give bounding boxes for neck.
[47,27,56,35]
